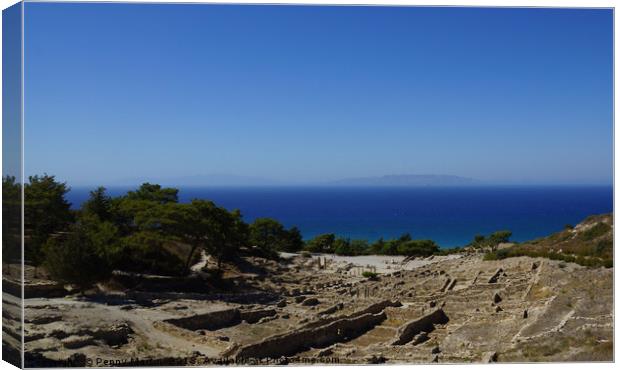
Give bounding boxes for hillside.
[485,214,613,268]
[9,214,612,366]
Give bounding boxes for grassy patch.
[483,247,612,269]
[580,222,612,241]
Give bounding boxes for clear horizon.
[23,4,613,186]
[63,175,614,189]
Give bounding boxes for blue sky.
[3,3,22,181]
[23,4,612,186]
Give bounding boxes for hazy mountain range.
[330,174,477,186]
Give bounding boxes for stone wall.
[164,309,241,331]
[164,308,277,331]
[233,312,388,359]
[392,308,449,345]
[302,299,401,329]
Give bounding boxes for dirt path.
[26,298,222,357]
[190,250,209,273]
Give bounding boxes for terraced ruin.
[0,215,612,366]
[4,248,609,367]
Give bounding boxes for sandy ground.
[281,252,463,273]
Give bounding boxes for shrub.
[333,238,369,256]
[489,230,512,244]
[362,271,378,280]
[581,223,611,241]
[495,248,511,259]
[380,240,400,255]
[304,233,336,253]
[484,244,612,269]
[396,240,439,257]
[483,252,499,261]
[43,224,111,291]
[249,218,304,254]
[369,238,385,254]
[25,175,74,265]
[470,230,512,249]
[595,239,613,258]
[117,232,186,276]
[435,247,465,256]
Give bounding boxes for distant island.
[331,174,477,187]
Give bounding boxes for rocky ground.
[4,247,613,366]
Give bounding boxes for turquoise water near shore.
[67,186,612,248]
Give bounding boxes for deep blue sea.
[67,186,613,248]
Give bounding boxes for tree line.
[2,175,512,289]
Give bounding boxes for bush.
[362,271,378,280]
[489,230,512,244]
[470,230,512,249]
[25,175,74,265]
[581,223,611,241]
[43,224,111,291]
[495,248,511,259]
[483,252,499,261]
[333,238,369,256]
[369,238,385,254]
[249,218,304,254]
[595,239,613,258]
[396,240,439,257]
[435,246,465,256]
[117,232,186,276]
[304,234,336,253]
[483,245,613,269]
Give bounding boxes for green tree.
[350,239,370,255]
[332,238,351,255]
[111,183,179,236]
[249,218,304,255]
[138,200,249,273]
[489,230,512,245]
[284,227,304,253]
[473,234,485,245]
[396,240,439,256]
[381,240,400,255]
[116,230,185,276]
[43,223,111,291]
[78,213,123,266]
[304,233,336,253]
[469,230,512,250]
[369,237,385,254]
[126,183,179,204]
[397,233,412,242]
[3,176,21,268]
[199,204,248,269]
[249,218,287,253]
[25,175,73,265]
[82,187,113,222]
[332,238,369,256]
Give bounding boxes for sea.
[66,186,613,248]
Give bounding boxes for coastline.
[66,185,613,247]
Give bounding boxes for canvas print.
[2,2,614,367]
